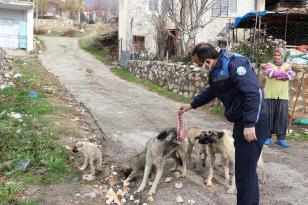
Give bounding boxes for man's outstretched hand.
[179,104,192,114]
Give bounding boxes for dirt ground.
[11,36,308,205]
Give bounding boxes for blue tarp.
[230,11,273,29]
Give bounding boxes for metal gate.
[119,50,131,68]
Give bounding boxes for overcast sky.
[85,0,119,8]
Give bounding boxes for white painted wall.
[0,7,33,51]
[27,8,33,51]
[0,8,25,49]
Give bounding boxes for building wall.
[119,0,265,56]
[27,8,33,51]
[0,8,26,22]
[0,8,26,49]
[196,0,257,45]
[0,7,33,51]
[119,0,157,56]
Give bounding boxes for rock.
[142,203,147,205]
[116,189,125,197]
[99,186,103,189]
[4,73,10,78]
[192,67,200,72]
[13,73,22,78]
[164,177,173,183]
[134,199,140,204]
[121,198,127,204]
[0,84,6,90]
[175,182,183,189]
[123,186,130,193]
[112,171,118,176]
[75,193,81,197]
[188,199,196,205]
[64,145,71,150]
[0,160,14,171]
[108,177,118,186]
[129,195,134,201]
[82,174,95,181]
[147,195,154,203]
[84,192,96,199]
[106,188,121,205]
[173,171,181,178]
[10,112,22,120]
[71,176,79,183]
[176,195,184,203]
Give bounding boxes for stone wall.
[128,60,308,119]
[0,48,8,75]
[35,19,74,29]
[128,60,208,99]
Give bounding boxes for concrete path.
[39,36,308,205]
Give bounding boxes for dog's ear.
[199,131,206,138]
[157,131,169,140]
[217,132,224,139]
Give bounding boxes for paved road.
[39,36,308,205]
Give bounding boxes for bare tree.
[58,0,84,21]
[151,1,168,59]
[162,0,215,54]
[93,2,105,22]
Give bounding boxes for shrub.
[33,28,47,35]
[63,29,76,37]
[232,37,286,63]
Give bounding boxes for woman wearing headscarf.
[264,48,294,147]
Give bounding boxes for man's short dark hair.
[192,43,219,63]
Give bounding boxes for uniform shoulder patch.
[236,66,247,75]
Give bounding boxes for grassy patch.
[111,66,191,103]
[79,37,110,65]
[17,197,43,205]
[0,59,74,203]
[288,131,308,141]
[210,105,224,117]
[0,182,22,205]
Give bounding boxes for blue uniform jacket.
[191,50,267,128]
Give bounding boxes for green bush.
[232,37,286,63]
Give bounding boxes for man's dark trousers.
[233,115,269,205]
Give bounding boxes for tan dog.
[73,141,103,175]
[198,129,265,194]
[187,127,208,170]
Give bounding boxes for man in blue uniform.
[179,43,269,205]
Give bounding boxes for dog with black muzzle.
[72,141,103,175]
[198,129,265,194]
[121,147,147,187]
[136,128,181,196]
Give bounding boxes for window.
[212,0,237,17]
[132,36,145,53]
